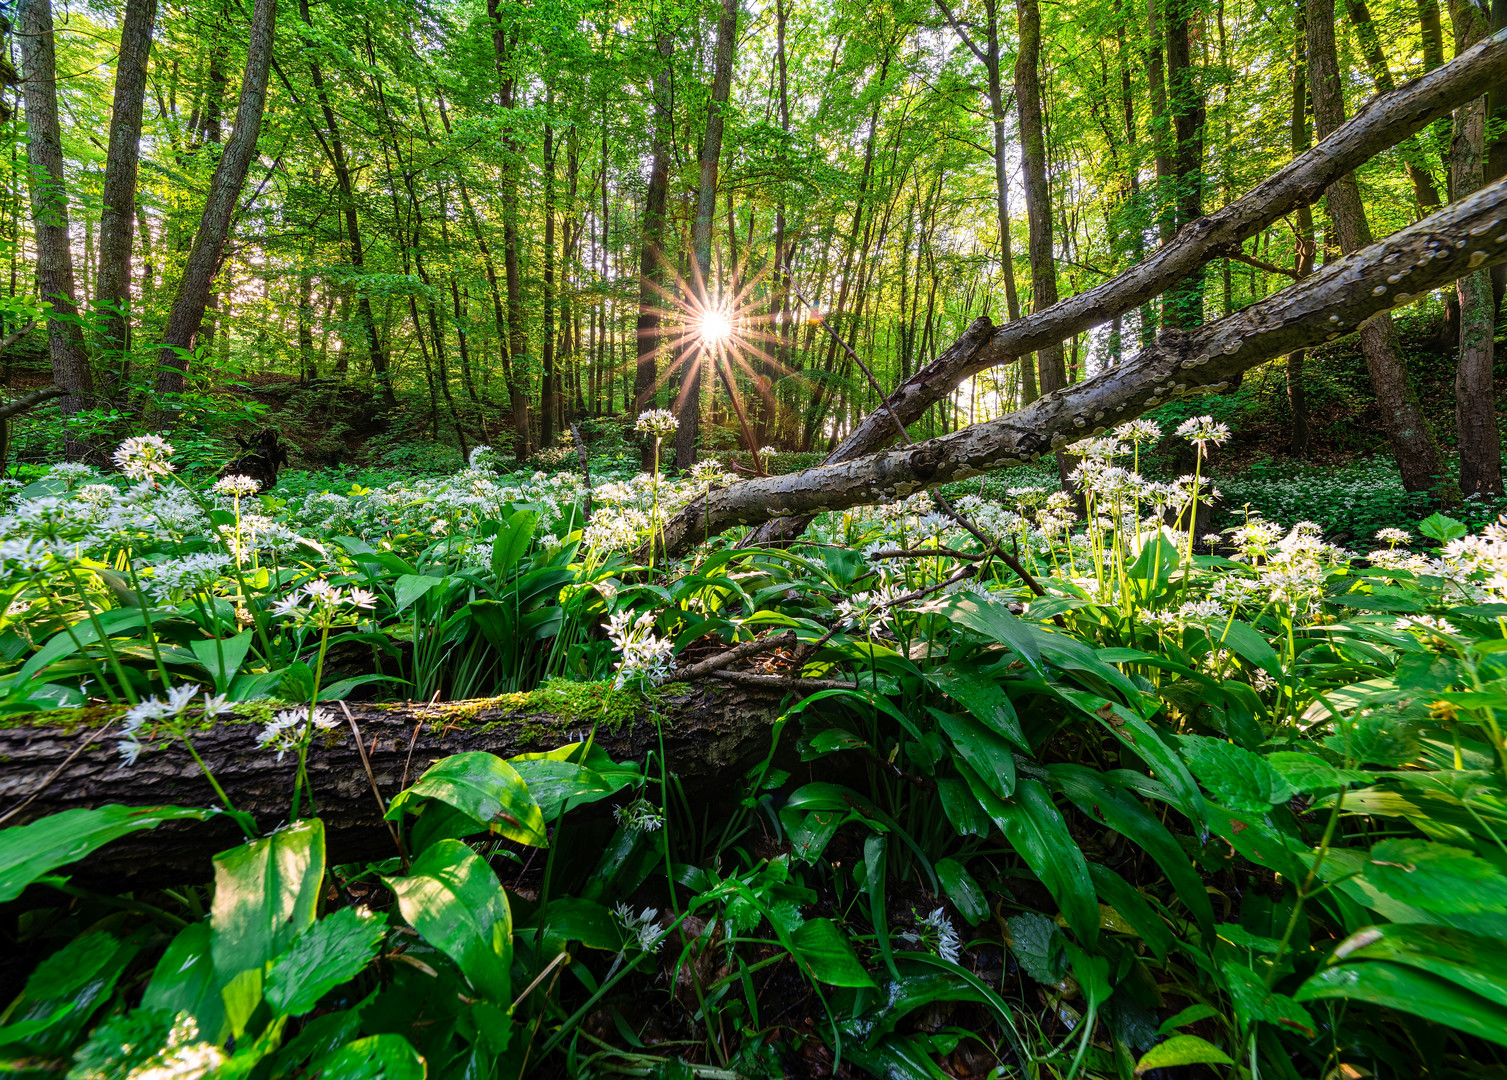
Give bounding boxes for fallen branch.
[0,385,65,421]
[744,27,1507,545]
[670,629,798,681]
[0,680,791,888]
[667,173,1507,552]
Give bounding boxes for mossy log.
[0,679,791,889]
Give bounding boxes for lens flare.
[699,306,734,345]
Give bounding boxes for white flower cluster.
[147,553,232,602]
[211,474,260,497]
[635,409,679,439]
[606,609,675,688]
[256,707,339,763]
[612,902,667,953]
[271,578,376,622]
[1175,415,1232,448]
[118,685,232,766]
[113,434,176,480]
[613,798,665,832]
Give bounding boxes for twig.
[669,630,797,682]
[0,718,116,826]
[339,700,407,866]
[866,546,985,561]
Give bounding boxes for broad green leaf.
[1058,689,1206,827]
[491,511,538,580]
[1134,1035,1234,1074]
[393,573,444,612]
[935,709,1016,798]
[516,896,624,951]
[1220,620,1282,677]
[1362,839,1507,914]
[1087,862,1173,959]
[790,917,875,987]
[0,804,219,902]
[142,923,226,1045]
[936,776,990,838]
[313,1034,427,1080]
[1221,961,1316,1037]
[1126,530,1179,601]
[1157,1003,1221,1035]
[1297,960,1507,1046]
[1329,924,1507,1008]
[930,668,1027,749]
[1419,512,1468,543]
[1177,734,1293,814]
[942,595,1045,675]
[935,858,987,926]
[780,806,847,863]
[211,818,325,982]
[387,751,546,847]
[1265,751,1370,793]
[507,758,627,819]
[384,839,512,1002]
[191,630,254,694]
[0,932,141,1054]
[1052,764,1215,938]
[266,906,389,1017]
[1005,912,1065,985]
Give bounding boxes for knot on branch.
[907,443,948,478]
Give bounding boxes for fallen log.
[667,168,1507,553]
[743,26,1507,546]
[0,679,793,890]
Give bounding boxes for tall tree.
[1161,0,1204,327]
[1014,0,1065,398]
[18,0,94,458]
[1288,5,1315,457]
[154,0,278,393]
[634,31,675,469]
[1306,0,1452,499]
[675,0,740,469]
[95,0,157,376]
[1449,0,1502,495]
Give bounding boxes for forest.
[3,0,1507,1072]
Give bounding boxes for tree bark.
[1162,0,1205,328]
[1450,0,1503,495]
[153,0,277,393]
[667,174,1507,553]
[1346,0,1444,209]
[18,0,94,460]
[1015,0,1066,399]
[741,29,1507,546]
[486,3,531,459]
[1314,0,1452,500]
[0,681,791,889]
[1289,7,1316,457]
[95,0,157,370]
[675,0,739,470]
[635,33,675,469]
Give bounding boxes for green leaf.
[780,807,847,863]
[1419,512,1468,543]
[1221,961,1316,1037]
[1220,620,1282,677]
[1126,530,1179,601]
[935,858,987,926]
[387,751,546,847]
[507,758,628,820]
[1134,1034,1234,1074]
[789,917,875,987]
[1157,1003,1221,1035]
[941,595,1045,676]
[1297,960,1507,1046]
[931,669,1027,750]
[516,897,624,951]
[1087,862,1173,960]
[1329,924,1507,1008]
[491,511,538,580]
[266,906,389,1017]
[142,923,226,1045]
[1265,751,1370,793]
[1058,689,1206,827]
[1362,839,1507,914]
[312,1034,427,1080]
[0,804,219,903]
[936,776,990,838]
[211,818,325,982]
[935,709,1017,798]
[0,932,141,1054]
[393,573,444,612]
[1005,912,1065,985]
[68,1008,225,1080]
[191,630,254,694]
[1178,734,1293,814]
[384,839,512,1002]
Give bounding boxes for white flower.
[112,435,176,480]
[1375,527,1411,545]
[606,610,676,688]
[1393,614,1459,636]
[614,799,665,832]
[909,907,962,964]
[612,902,666,953]
[635,409,679,438]
[1113,418,1163,444]
[469,445,505,472]
[1175,415,1231,449]
[212,474,260,497]
[256,707,337,763]
[347,587,377,610]
[146,552,231,602]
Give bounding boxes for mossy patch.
[0,698,295,732]
[452,678,670,733]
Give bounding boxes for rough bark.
[1346,0,1444,208]
[95,0,157,367]
[634,32,675,469]
[674,174,1507,553]
[486,3,531,459]
[1451,0,1504,495]
[1014,0,1065,398]
[0,682,791,889]
[1289,8,1316,457]
[153,0,277,393]
[742,29,1507,546]
[1308,0,1450,499]
[1162,0,1205,328]
[18,0,94,460]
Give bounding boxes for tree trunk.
[542,108,558,450]
[635,33,675,468]
[676,0,739,471]
[1289,3,1315,457]
[1015,0,1065,399]
[1162,0,1205,328]
[1307,0,1452,499]
[664,175,1507,554]
[0,681,792,889]
[1346,0,1444,209]
[18,0,95,460]
[487,3,531,459]
[95,0,157,371]
[153,0,277,393]
[1450,0,1503,495]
